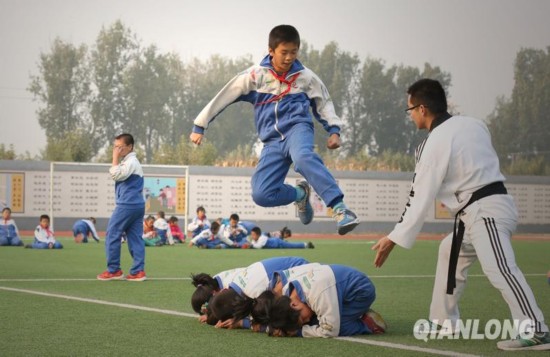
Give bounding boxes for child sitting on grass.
[28,214,63,249]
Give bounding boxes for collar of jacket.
[259,54,305,77]
[429,112,452,132]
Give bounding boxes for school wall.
[1,160,549,234]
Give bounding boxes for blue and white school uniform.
[283,264,376,337]
[250,233,306,249]
[33,225,63,249]
[190,228,235,249]
[214,268,246,289]
[154,218,173,245]
[105,152,145,275]
[0,218,23,246]
[220,223,248,246]
[187,217,211,238]
[229,256,309,299]
[192,55,344,209]
[72,219,100,243]
[268,263,322,290]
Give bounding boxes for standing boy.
[97,133,146,282]
[372,79,548,350]
[189,25,358,235]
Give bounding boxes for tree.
[0,144,16,160]
[28,38,91,142]
[89,20,139,152]
[489,47,550,164]
[41,130,95,162]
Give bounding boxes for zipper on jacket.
[273,100,284,140]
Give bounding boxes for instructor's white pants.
[429,195,548,334]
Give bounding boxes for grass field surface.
[1,235,548,356]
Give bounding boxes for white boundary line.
[0,286,196,318]
[0,273,544,282]
[0,285,481,357]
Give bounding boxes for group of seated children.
[142,211,186,247]
[1,208,63,249]
[189,256,386,338]
[187,207,312,249]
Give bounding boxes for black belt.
[446,181,507,294]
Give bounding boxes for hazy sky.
[1,0,549,156]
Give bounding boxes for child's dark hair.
[251,226,262,236]
[281,226,291,237]
[2,207,11,213]
[168,216,178,223]
[40,214,50,221]
[196,206,205,214]
[210,288,239,324]
[210,221,220,232]
[115,133,134,147]
[157,211,165,219]
[268,295,301,336]
[190,273,220,314]
[254,291,277,325]
[229,213,239,221]
[269,25,300,51]
[88,217,96,224]
[235,290,276,326]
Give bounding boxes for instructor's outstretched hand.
[190,132,203,145]
[372,236,396,268]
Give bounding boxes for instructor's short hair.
[407,79,447,115]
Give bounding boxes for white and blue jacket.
[0,218,20,239]
[193,55,342,143]
[109,152,144,208]
[229,256,309,298]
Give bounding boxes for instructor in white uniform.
[372,78,548,351]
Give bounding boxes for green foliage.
[26,20,547,176]
[153,135,218,165]
[501,155,550,176]
[40,130,95,162]
[0,144,16,160]
[489,47,550,171]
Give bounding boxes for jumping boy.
[189,25,358,235]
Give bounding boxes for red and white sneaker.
[361,309,387,334]
[97,270,124,281]
[126,271,147,282]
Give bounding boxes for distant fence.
[1,160,549,234]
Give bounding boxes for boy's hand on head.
[327,133,341,150]
[190,132,203,146]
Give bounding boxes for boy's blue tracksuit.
[105,152,145,275]
[193,55,344,208]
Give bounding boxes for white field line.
[0,285,480,357]
[0,286,196,318]
[336,336,480,357]
[0,273,544,282]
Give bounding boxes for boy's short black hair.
[210,288,239,324]
[229,213,239,221]
[196,206,206,214]
[157,211,165,219]
[251,227,262,236]
[269,25,300,51]
[40,214,50,221]
[407,78,448,115]
[115,133,134,147]
[2,207,11,213]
